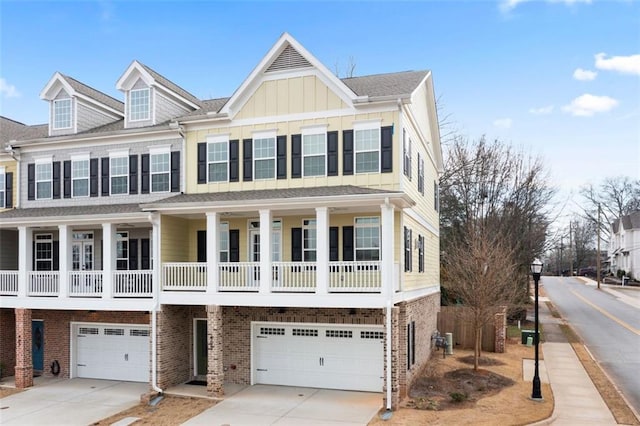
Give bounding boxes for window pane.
[54,99,72,129]
[303,134,325,155]
[151,173,169,192]
[355,128,379,151]
[208,163,227,182]
[111,157,128,175]
[208,142,228,162]
[73,180,89,197]
[254,138,275,159]
[72,160,89,178]
[356,152,379,173]
[303,156,325,176]
[255,159,274,179]
[36,182,51,199]
[151,153,170,173]
[111,176,128,194]
[36,163,52,180]
[130,89,150,121]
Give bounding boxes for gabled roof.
[0,116,48,144]
[117,60,201,109]
[612,211,640,232]
[342,71,429,98]
[40,72,124,115]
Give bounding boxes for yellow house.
[143,33,443,408]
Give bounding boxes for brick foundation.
[15,308,33,388]
[0,308,16,379]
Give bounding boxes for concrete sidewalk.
[531,301,618,425]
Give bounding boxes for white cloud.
[595,52,640,75]
[548,0,592,4]
[562,94,618,117]
[500,0,590,13]
[0,78,20,98]
[529,105,554,115]
[573,68,597,81]
[493,118,513,129]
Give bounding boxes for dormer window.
[53,98,72,129]
[129,88,150,121]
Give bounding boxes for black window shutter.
[101,157,109,196]
[63,161,71,198]
[291,134,302,178]
[197,142,206,184]
[129,155,138,195]
[342,226,354,261]
[408,138,412,179]
[197,230,207,262]
[409,229,413,271]
[407,324,411,368]
[404,227,410,272]
[52,161,61,199]
[291,228,302,262]
[89,158,98,197]
[419,235,424,273]
[242,139,253,181]
[329,227,339,261]
[411,321,416,365]
[32,241,36,270]
[27,164,35,200]
[229,140,239,182]
[5,172,13,208]
[277,135,287,179]
[141,238,150,270]
[381,125,393,173]
[141,154,150,194]
[342,130,353,175]
[229,229,240,262]
[171,151,180,192]
[129,239,138,270]
[52,240,59,271]
[327,131,338,176]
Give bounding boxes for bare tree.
[333,56,357,78]
[571,218,597,271]
[442,221,520,370]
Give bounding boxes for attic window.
[130,88,150,121]
[53,99,72,129]
[266,45,312,72]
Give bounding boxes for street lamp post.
[530,258,543,400]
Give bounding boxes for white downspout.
[149,213,162,394]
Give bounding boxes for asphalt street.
[542,276,640,416]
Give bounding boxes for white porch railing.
[114,270,153,297]
[28,272,60,296]
[271,262,317,292]
[218,262,260,292]
[0,271,18,295]
[68,271,103,297]
[329,261,382,292]
[163,262,207,291]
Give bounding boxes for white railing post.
[58,224,71,298]
[102,223,115,299]
[316,207,329,295]
[18,226,32,298]
[151,213,160,297]
[380,202,395,297]
[206,212,219,294]
[259,209,272,294]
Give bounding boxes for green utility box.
[521,330,539,345]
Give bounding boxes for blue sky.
[1,0,638,218]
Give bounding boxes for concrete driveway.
[0,378,147,425]
[183,385,382,426]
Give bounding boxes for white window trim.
[247,219,282,261]
[206,135,230,183]
[354,123,381,175]
[219,222,229,262]
[71,155,90,198]
[0,166,5,208]
[353,120,382,132]
[302,219,317,261]
[110,155,129,196]
[301,127,327,177]
[35,233,53,271]
[129,88,151,122]
[354,216,381,261]
[150,149,171,193]
[116,231,129,270]
[252,131,277,180]
[52,98,73,130]
[35,161,53,200]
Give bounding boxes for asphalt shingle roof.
[0,203,144,220]
[341,70,428,98]
[0,117,47,144]
[138,62,203,107]
[63,74,124,113]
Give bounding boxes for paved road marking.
[571,289,640,335]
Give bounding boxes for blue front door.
[32,321,44,371]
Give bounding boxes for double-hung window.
[35,234,53,271]
[302,127,327,176]
[354,122,380,173]
[116,231,129,270]
[0,166,5,208]
[355,217,380,261]
[303,219,317,261]
[403,130,412,179]
[219,222,229,262]
[53,99,72,130]
[129,88,150,121]
[434,181,440,212]
[110,154,129,195]
[71,156,89,197]
[207,135,228,182]
[418,153,425,195]
[150,150,170,193]
[253,132,276,179]
[35,160,52,200]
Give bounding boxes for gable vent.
[266,45,312,73]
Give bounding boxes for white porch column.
[259,209,272,294]
[102,223,115,299]
[58,225,72,298]
[206,212,220,294]
[17,226,32,298]
[315,207,329,295]
[380,202,395,297]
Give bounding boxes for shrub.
[450,392,468,403]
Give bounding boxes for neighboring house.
[0,33,442,409]
[609,211,640,280]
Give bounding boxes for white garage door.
[252,322,384,392]
[74,323,150,382]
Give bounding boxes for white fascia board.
[116,60,154,91]
[153,83,200,111]
[404,207,439,237]
[392,285,440,304]
[0,212,150,228]
[220,33,358,118]
[0,297,156,311]
[40,72,75,100]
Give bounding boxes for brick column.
[15,308,33,388]
[206,305,224,397]
[383,306,400,410]
[494,307,507,353]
